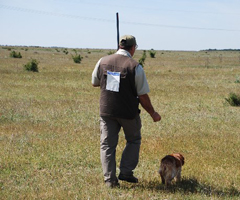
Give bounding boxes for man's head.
[119,35,138,55]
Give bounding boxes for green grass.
[0,46,240,199]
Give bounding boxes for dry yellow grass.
[0,46,240,199]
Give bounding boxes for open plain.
[0,46,240,199]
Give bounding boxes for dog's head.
[170,153,185,167]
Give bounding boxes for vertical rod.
[116,12,119,50]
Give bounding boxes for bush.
[235,76,240,83]
[107,50,115,55]
[225,93,240,106]
[10,51,22,58]
[139,50,146,67]
[23,59,39,72]
[72,54,83,64]
[63,49,68,54]
[149,49,156,58]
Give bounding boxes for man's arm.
[138,94,161,122]
[92,59,101,87]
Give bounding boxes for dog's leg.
[165,180,172,188]
[165,173,173,189]
[160,173,165,185]
[159,168,166,185]
[175,168,181,182]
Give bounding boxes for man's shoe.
[105,181,120,188]
[118,173,138,183]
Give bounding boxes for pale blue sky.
[0,0,239,50]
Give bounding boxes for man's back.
[98,54,140,119]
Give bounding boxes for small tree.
[10,51,22,58]
[63,49,68,54]
[149,49,156,58]
[23,59,39,72]
[72,54,83,64]
[139,50,146,67]
[225,93,240,106]
[107,50,115,55]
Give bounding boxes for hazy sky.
[0,0,240,50]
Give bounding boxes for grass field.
[0,46,240,199]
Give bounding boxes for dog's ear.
[178,154,185,166]
[175,158,182,168]
[172,153,184,167]
[181,157,185,166]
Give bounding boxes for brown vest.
[98,54,140,119]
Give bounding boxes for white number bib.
[106,71,120,92]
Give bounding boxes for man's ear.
[129,45,135,56]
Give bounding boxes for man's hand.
[138,94,161,122]
[150,111,161,122]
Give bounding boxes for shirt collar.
[115,49,132,58]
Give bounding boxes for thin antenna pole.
[116,12,119,50]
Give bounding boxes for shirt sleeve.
[91,58,102,85]
[135,64,150,95]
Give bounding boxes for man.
[92,35,161,188]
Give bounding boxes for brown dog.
[158,153,185,187]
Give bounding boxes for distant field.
[0,46,240,199]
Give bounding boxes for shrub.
[235,76,240,83]
[225,93,240,106]
[10,51,22,58]
[139,50,146,67]
[107,50,115,55]
[149,49,156,58]
[63,49,68,54]
[23,59,39,72]
[72,54,83,64]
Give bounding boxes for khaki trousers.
[100,115,142,182]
